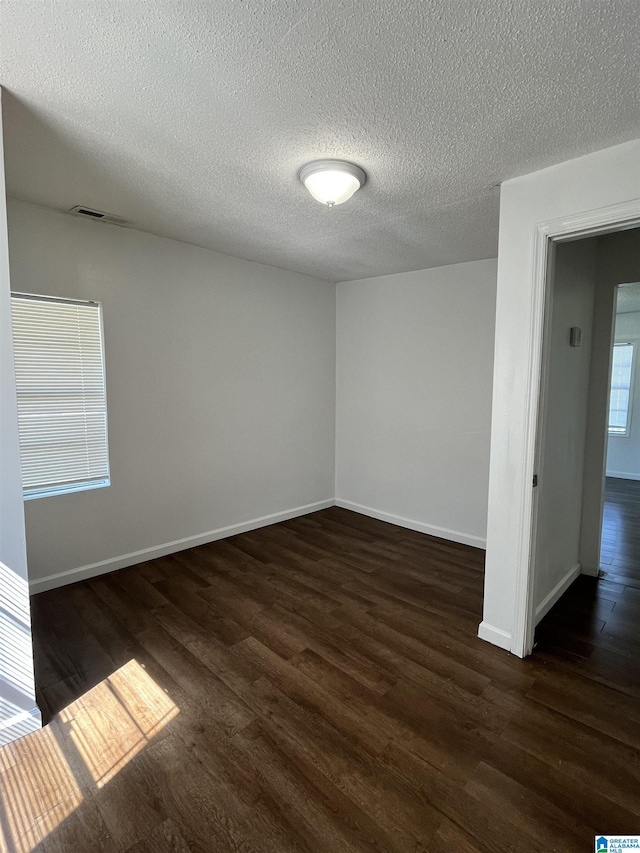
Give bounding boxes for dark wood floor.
[601,476,640,587]
[534,477,640,696]
[1,504,639,852]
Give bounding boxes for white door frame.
[511,199,640,658]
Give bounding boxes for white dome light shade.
[299,160,366,207]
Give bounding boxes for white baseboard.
[534,562,581,625]
[605,470,640,481]
[0,706,42,746]
[29,499,335,594]
[335,499,486,549]
[477,621,512,651]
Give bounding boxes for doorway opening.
[531,232,640,687]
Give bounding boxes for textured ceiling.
[1,1,639,282]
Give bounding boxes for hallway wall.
[606,309,640,480]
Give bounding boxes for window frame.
[10,291,111,500]
[608,339,637,439]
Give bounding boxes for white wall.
[336,259,497,547]
[606,309,640,480]
[0,94,41,743]
[7,200,336,591]
[482,139,640,654]
[532,238,597,620]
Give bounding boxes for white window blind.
[11,293,110,499]
[608,342,635,437]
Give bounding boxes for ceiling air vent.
[70,205,129,226]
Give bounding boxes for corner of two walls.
[12,199,499,594]
[335,259,498,549]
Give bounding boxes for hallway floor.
[534,476,640,698]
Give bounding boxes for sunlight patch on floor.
[61,659,179,789]
[0,724,81,853]
[0,658,179,851]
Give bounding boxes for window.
[608,342,635,437]
[11,293,110,499]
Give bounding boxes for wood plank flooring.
[601,476,640,587]
[1,504,639,852]
[534,477,640,698]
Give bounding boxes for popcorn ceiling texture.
[1,0,638,282]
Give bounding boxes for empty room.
[0,2,639,851]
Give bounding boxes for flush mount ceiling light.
[299,159,367,207]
